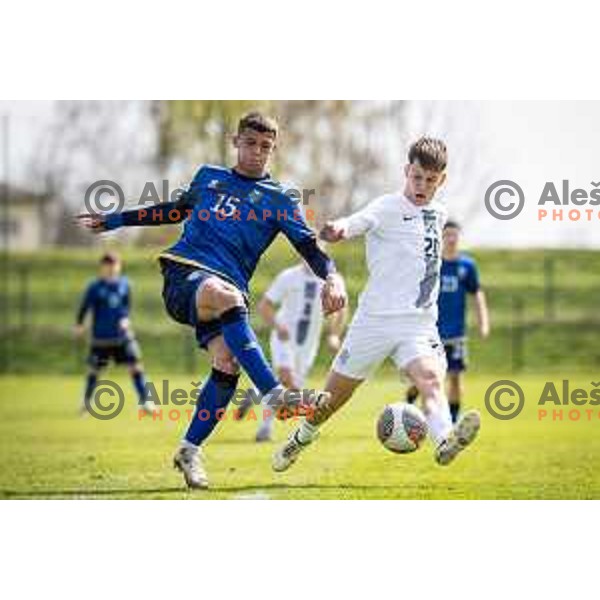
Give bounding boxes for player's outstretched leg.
[272,370,361,472]
[435,410,480,466]
[405,356,479,466]
[198,278,318,416]
[173,337,240,489]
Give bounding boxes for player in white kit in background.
[273,137,481,473]
[240,261,346,441]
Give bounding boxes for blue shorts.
[443,338,468,373]
[159,258,223,349]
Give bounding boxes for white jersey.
[264,265,324,361]
[338,193,447,320]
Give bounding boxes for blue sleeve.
[104,191,194,230]
[103,166,207,231]
[276,195,336,280]
[465,261,480,294]
[76,283,94,324]
[294,238,337,280]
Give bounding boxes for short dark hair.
[237,111,278,138]
[444,220,461,231]
[408,137,448,172]
[100,252,120,265]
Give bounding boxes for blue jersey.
[437,254,480,340]
[77,277,131,342]
[159,165,318,294]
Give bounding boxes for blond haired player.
[273,137,481,472]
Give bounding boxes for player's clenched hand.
[74,213,107,233]
[321,273,347,315]
[319,221,346,243]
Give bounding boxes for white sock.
[180,439,199,453]
[424,400,453,446]
[297,420,318,444]
[262,385,285,408]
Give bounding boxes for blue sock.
[84,372,97,402]
[449,402,460,423]
[184,369,239,446]
[131,369,148,404]
[220,306,279,395]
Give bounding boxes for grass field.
[2,371,599,499]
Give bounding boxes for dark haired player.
[406,221,490,422]
[75,253,154,416]
[273,137,481,473]
[77,112,347,489]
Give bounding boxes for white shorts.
[332,310,447,380]
[270,333,317,388]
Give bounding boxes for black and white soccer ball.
[376,402,428,454]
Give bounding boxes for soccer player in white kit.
[273,137,481,472]
[241,261,346,441]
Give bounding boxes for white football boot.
[173,446,209,489]
[435,410,481,466]
[272,427,320,472]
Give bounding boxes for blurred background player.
[406,220,490,421]
[74,252,154,415]
[238,261,347,441]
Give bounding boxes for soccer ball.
[376,402,428,454]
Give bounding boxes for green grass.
[2,371,600,499]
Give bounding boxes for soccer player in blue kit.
[75,252,154,416]
[77,112,347,489]
[407,220,489,421]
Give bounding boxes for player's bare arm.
[257,296,290,341]
[474,289,490,338]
